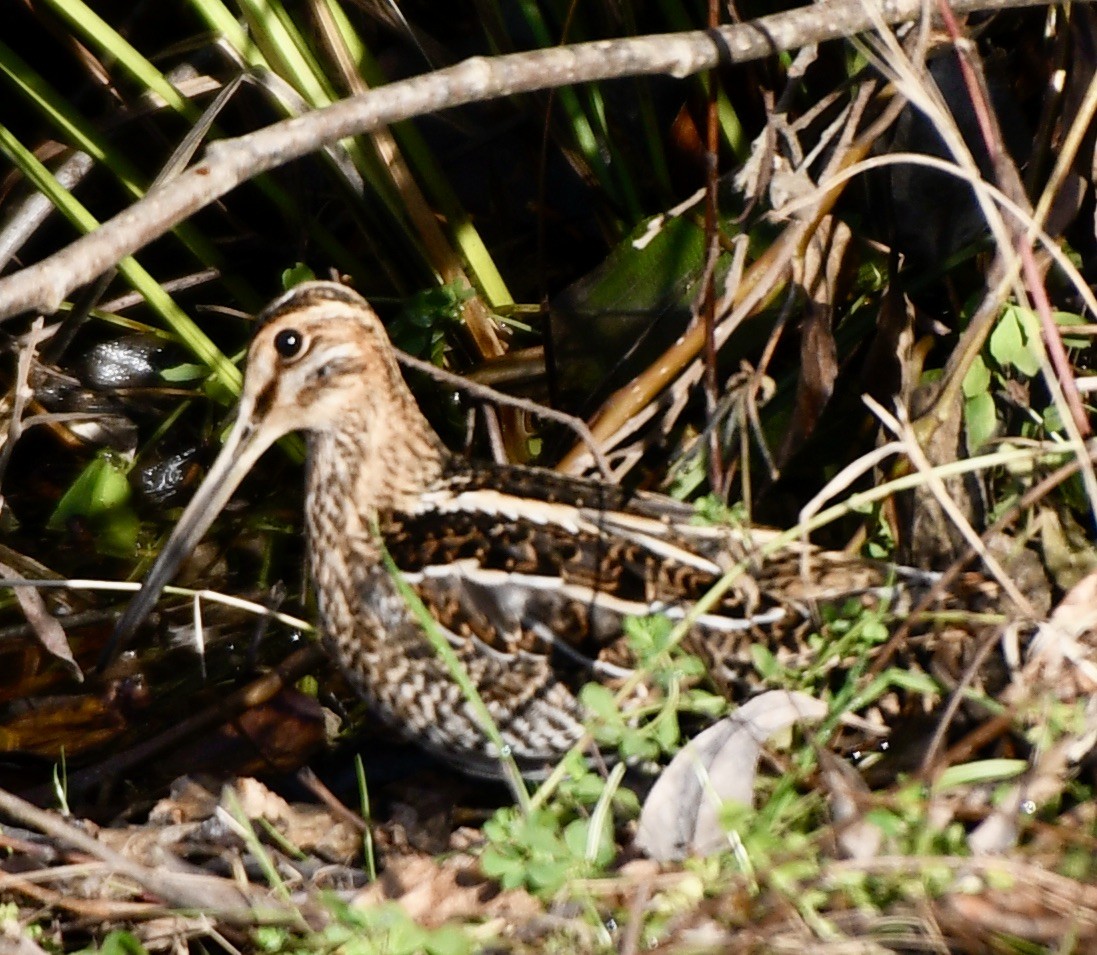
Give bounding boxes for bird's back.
[322,456,1003,776]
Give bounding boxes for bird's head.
[108,281,437,654]
[240,281,414,438]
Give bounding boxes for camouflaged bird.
[114,281,1003,778]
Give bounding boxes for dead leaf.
[0,562,81,682]
[1018,570,1097,701]
[224,777,360,863]
[148,776,219,826]
[353,854,541,926]
[967,787,1022,856]
[816,748,882,860]
[634,691,828,861]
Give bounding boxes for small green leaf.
[159,361,206,383]
[884,669,942,695]
[1043,403,1064,433]
[863,807,903,837]
[48,454,141,558]
[480,815,506,843]
[624,612,674,659]
[99,932,149,955]
[253,926,289,952]
[861,618,889,644]
[281,262,315,289]
[691,494,748,525]
[99,507,141,558]
[570,773,610,804]
[1013,308,1043,376]
[562,818,589,857]
[620,730,658,762]
[524,819,562,854]
[685,654,708,678]
[527,858,569,892]
[388,282,472,358]
[613,787,642,817]
[564,816,614,866]
[964,390,997,452]
[654,710,680,750]
[480,846,523,887]
[684,689,728,717]
[990,305,1042,377]
[988,307,1021,369]
[751,643,780,679]
[49,455,129,525]
[425,926,473,955]
[579,682,621,723]
[937,758,1027,789]
[1053,310,1092,349]
[961,353,991,397]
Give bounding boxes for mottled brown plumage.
[114,282,1003,778]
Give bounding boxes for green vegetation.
[3,0,1097,951]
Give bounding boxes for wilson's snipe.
[114,282,1003,778]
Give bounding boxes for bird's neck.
[302,402,447,671]
[305,403,448,537]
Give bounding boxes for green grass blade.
[42,0,192,115]
[0,125,241,394]
[321,0,514,307]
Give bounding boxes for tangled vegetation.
[2,0,1097,951]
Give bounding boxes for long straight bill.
[106,399,280,661]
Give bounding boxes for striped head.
[244,282,417,439]
[112,281,446,647]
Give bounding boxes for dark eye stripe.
[319,356,366,379]
[252,379,276,419]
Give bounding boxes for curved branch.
[0,0,1070,321]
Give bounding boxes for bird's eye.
[274,328,304,359]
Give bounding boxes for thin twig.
[395,348,615,478]
[865,394,1037,616]
[559,82,905,474]
[919,625,1017,775]
[0,319,50,489]
[864,443,1095,681]
[0,786,281,920]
